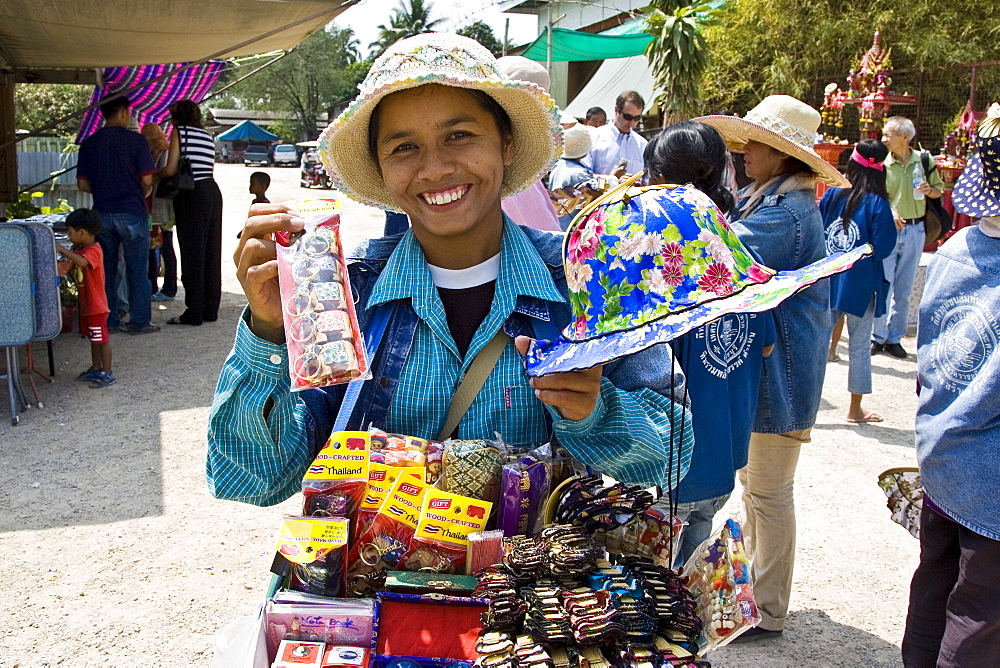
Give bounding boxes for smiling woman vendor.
[206,33,693,507]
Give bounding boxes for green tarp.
[521,27,652,63]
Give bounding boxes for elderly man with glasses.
[585,91,648,178]
[874,116,945,359]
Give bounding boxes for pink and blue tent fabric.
[75,61,227,144]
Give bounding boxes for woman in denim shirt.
[699,96,849,641]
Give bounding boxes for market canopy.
[0,0,357,83]
[217,120,280,142]
[521,28,653,62]
[564,55,658,118]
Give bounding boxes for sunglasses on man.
[618,110,641,122]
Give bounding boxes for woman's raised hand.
[234,203,304,344]
[514,336,603,422]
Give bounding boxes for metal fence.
[809,62,1000,152]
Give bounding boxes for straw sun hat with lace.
[696,95,849,188]
[318,33,563,212]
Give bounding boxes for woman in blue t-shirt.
[819,139,897,423]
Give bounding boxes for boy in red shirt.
[58,209,115,388]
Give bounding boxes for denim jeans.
[873,221,923,344]
[833,298,876,395]
[97,212,151,331]
[672,493,731,568]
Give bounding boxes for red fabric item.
[376,599,484,660]
[77,243,110,317]
[80,313,109,344]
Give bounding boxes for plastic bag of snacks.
[301,431,371,533]
[275,516,350,598]
[369,429,443,481]
[681,518,760,651]
[275,198,369,390]
[398,488,492,574]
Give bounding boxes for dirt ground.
[0,163,921,666]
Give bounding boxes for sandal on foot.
[166,316,200,326]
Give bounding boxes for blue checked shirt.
[208,219,693,506]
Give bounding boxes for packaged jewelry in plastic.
[275,516,350,599]
[346,475,432,596]
[619,506,686,568]
[399,488,493,574]
[681,518,760,651]
[302,431,371,534]
[275,198,369,390]
[356,463,426,538]
[369,430,445,482]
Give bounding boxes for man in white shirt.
[584,91,648,176]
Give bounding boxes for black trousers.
[148,228,178,298]
[172,178,223,325]
[902,505,1000,667]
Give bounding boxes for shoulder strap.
[437,329,509,440]
[920,150,936,174]
[332,303,393,433]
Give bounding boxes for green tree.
[14,84,92,136]
[456,20,506,57]
[211,25,369,140]
[643,1,724,119]
[369,0,444,60]
[698,0,1000,144]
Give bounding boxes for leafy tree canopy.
[210,25,369,141]
[14,84,92,137]
[701,0,1000,115]
[456,20,507,57]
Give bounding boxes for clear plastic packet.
[275,198,370,390]
[301,431,371,534]
[398,487,493,574]
[681,518,760,652]
[355,463,425,539]
[441,438,506,503]
[274,516,350,599]
[344,475,431,596]
[619,506,686,567]
[264,596,375,658]
[498,450,551,537]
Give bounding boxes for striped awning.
[76,62,227,144]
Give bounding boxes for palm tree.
[644,1,724,120]
[368,0,444,59]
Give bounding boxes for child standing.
[249,171,270,204]
[58,209,115,388]
[819,139,897,423]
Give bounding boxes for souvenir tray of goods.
[237,429,759,668]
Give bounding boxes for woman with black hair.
[643,121,775,566]
[643,120,736,213]
[161,99,223,326]
[820,139,897,423]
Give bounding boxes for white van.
[272,144,298,166]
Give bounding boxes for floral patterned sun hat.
[318,33,562,212]
[524,175,871,376]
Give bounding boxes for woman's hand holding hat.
[234,203,304,344]
[515,336,602,421]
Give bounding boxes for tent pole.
[0,70,16,204]
[0,0,355,151]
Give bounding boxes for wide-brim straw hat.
[952,102,1000,217]
[562,123,595,160]
[318,33,563,212]
[695,95,849,188]
[524,174,870,376]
